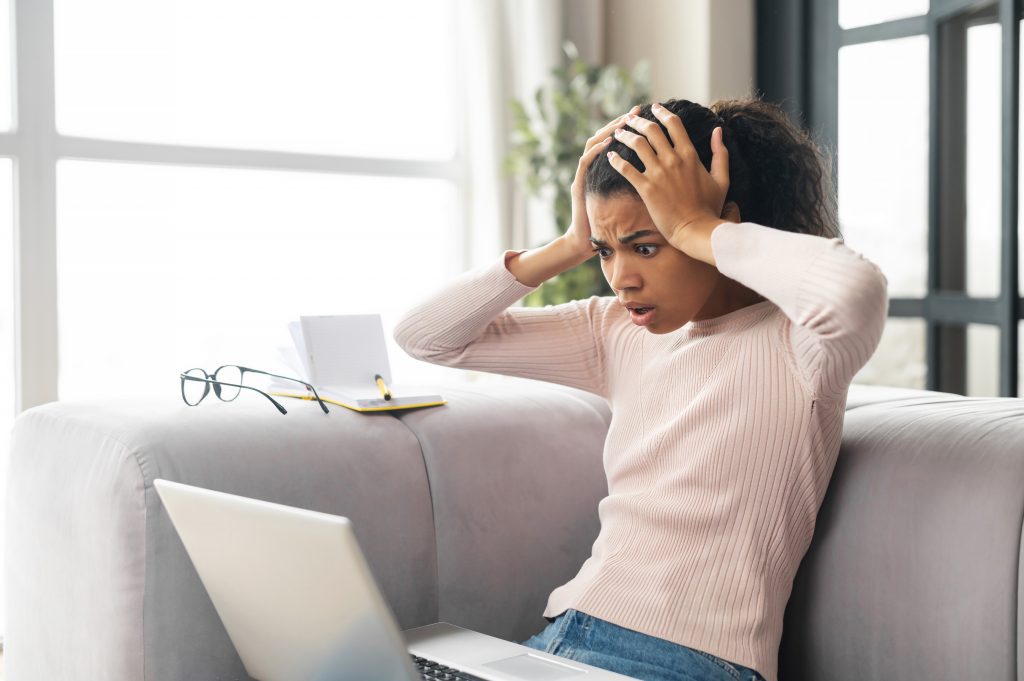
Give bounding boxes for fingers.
[585,105,641,153]
[612,126,658,169]
[619,113,673,156]
[709,126,730,190]
[605,150,645,191]
[575,105,643,191]
[575,134,614,184]
[651,102,697,159]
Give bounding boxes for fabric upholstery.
[8,396,437,681]
[395,382,612,643]
[5,383,1023,681]
[780,392,1024,681]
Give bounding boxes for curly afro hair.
[585,96,841,240]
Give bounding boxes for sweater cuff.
[500,249,539,292]
[477,248,536,299]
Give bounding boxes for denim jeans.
[520,609,766,681]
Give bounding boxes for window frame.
[10,0,471,412]
[758,0,1022,396]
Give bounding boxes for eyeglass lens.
[214,365,243,401]
[181,368,211,406]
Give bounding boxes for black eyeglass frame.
[179,365,329,415]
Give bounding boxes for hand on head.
[564,105,642,256]
[606,102,730,245]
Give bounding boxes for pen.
[374,374,392,401]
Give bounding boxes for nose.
[605,255,642,293]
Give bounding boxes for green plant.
[504,42,651,307]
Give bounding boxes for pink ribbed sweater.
[393,221,889,681]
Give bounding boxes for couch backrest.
[400,381,1024,681]
[395,381,613,643]
[780,385,1024,681]
[10,381,1021,681]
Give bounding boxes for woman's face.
[585,192,720,334]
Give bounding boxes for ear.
[721,201,742,223]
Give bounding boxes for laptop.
[153,479,635,681]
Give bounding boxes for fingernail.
[652,102,663,111]
[606,151,614,159]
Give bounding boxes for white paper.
[298,314,392,397]
[287,321,310,379]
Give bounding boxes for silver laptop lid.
[154,478,420,681]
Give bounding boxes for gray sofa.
[6,378,1024,681]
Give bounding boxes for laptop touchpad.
[482,653,587,680]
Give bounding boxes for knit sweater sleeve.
[710,221,890,399]
[392,250,615,398]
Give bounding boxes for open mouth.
[627,306,656,325]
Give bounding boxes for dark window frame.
[757,0,1022,396]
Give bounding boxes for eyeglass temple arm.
[181,374,288,415]
[235,366,329,413]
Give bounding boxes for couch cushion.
[396,380,612,644]
[846,382,956,409]
[780,391,1024,681]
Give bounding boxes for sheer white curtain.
[456,0,605,269]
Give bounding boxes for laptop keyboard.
[411,654,489,681]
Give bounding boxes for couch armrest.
[7,396,437,681]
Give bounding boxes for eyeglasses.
[179,365,329,415]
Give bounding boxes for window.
[9,0,469,638]
[52,0,458,160]
[0,0,12,640]
[14,0,467,405]
[759,0,1022,396]
[56,162,459,399]
[0,159,12,637]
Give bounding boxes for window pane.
[0,159,13,636]
[852,317,927,389]
[53,0,458,160]
[57,161,460,401]
[0,0,10,131]
[1020,20,1024,297]
[965,23,1001,298]
[839,36,929,298]
[966,323,999,396]
[839,0,928,29]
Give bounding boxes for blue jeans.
[520,609,766,681]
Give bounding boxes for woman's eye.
[635,245,658,257]
[592,247,612,259]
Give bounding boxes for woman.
[393,97,889,681]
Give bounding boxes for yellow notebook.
[271,314,446,413]
[269,388,446,413]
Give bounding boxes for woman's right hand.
[506,106,643,287]
[563,105,642,256]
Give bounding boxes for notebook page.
[299,314,392,397]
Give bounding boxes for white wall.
[503,0,757,251]
[604,0,754,104]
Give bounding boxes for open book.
[268,314,446,413]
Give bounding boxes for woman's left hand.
[607,103,730,252]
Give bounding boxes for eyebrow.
[589,230,662,247]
